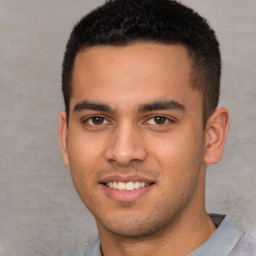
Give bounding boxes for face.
[60,43,209,237]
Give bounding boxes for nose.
[104,122,147,166]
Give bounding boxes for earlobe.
[203,108,230,164]
[58,111,70,166]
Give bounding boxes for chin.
[96,213,178,238]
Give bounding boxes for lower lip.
[101,184,154,202]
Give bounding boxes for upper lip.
[100,175,155,184]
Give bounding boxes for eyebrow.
[138,99,186,112]
[73,99,185,114]
[73,100,113,113]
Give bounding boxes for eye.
[83,116,110,126]
[146,116,173,125]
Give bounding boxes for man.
[59,0,256,255]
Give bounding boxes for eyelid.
[81,115,111,125]
[145,115,175,125]
[80,114,175,126]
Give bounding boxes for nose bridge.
[105,119,147,165]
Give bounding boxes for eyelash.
[145,115,174,126]
[81,115,174,127]
[81,115,111,126]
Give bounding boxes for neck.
[98,210,216,256]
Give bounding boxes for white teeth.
[106,181,149,191]
[126,181,135,191]
[113,181,118,189]
[134,181,141,189]
[117,182,126,190]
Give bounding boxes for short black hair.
[62,0,221,126]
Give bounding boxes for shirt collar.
[189,214,243,256]
[84,233,101,256]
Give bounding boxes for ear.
[203,107,230,164]
[58,111,70,166]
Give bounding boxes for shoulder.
[229,233,256,256]
[190,214,252,256]
[63,234,101,256]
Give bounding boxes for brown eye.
[146,115,174,126]
[154,116,167,125]
[91,116,105,125]
[83,116,109,126]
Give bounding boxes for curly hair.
[62,0,221,126]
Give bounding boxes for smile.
[100,175,155,201]
[106,181,149,191]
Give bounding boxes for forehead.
[71,42,201,112]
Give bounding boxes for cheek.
[67,133,101,191]
[152,134,204,209]
[68,131,103,166]
[67,140,99,210]
[150,128,205,178]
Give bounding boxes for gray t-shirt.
[64,214,256,256]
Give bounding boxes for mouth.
[105,181,150,191]
[100,176,155,201]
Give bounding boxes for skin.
[59,43,229,256]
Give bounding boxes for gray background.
[0,0,255,255]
